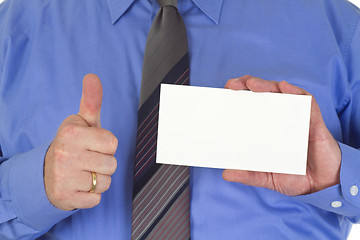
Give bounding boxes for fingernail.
[225,78,238,89]
[230,78,240,82]
[249,77,261,81]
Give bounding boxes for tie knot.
[158,0,177,8]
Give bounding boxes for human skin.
[222,75,341,196]
[44,74,118,211]
[43,74,341,211]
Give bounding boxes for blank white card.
[156,84,312,175]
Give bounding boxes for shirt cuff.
[292,142,360,219]
[8,143,75,231]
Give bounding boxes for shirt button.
[331,201,342,208]
[350,185,359,196]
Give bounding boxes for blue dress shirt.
[0,0,360,239]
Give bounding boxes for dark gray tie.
[131,0,190,239]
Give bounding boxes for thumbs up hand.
[44,74,118,211]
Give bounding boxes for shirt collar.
[107,0,224,24]
[107,0,134,24]
[192,0,224,24]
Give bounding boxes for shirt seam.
[343,16,360,66]
[337,16,360,116]
[7,155,27,229]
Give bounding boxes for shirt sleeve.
[292,16,360,224]
[0,2,76,239]
[293,143,360,223]
[0,144,75,239]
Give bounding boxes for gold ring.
[89,172,97,193]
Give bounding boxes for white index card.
[156,84,312,175]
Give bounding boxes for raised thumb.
[78,73,103,127]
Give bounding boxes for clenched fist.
[44,74,118,211]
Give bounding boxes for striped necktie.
[131,0,190,239]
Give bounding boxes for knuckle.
[243,74,253,79]
[109,135,118,154]
[93,194,101,206]
[108,156,117,174]
[59,123,82,139]
[264,173,275,190]
[63,115,78,124]
[104,176,112,191]
[52,146,69,164]
[103,131,118,154]
[100,129,118,154]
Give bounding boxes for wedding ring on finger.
[89,172,97,193]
